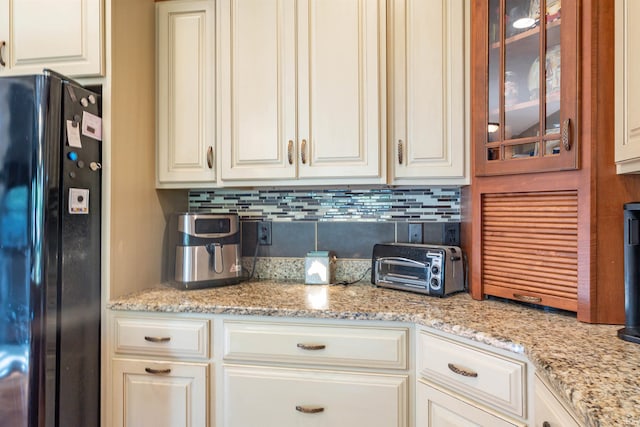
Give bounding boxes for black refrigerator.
[0,71,101,427]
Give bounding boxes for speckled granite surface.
[108,281,640,427]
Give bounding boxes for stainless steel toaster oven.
[371,243,465,297]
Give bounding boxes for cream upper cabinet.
[387,0,468,184]
[0,0,103,77]
[615,0,640,173]
[156,0,216,188]
[219,0,386,185]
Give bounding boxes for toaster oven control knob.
[431,265,440,276]
[430,277,441,290]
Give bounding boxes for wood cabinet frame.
[464,0,640,324]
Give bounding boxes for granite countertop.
[108,280,640,427]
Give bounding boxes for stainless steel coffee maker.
[169,213,243,289]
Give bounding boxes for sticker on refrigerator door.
[69,188,90,214]
[66,120,82,148]
[82,111,102,141]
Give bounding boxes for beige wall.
[108,0,187,299]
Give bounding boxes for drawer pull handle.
[296,343,326,351]
[447,363,478,378]
[398,140,404,165]
[145,367,171,375]
[295,405,325,414]
[513,293,542,304]
[542,422,551,427]
[144,336,171,343]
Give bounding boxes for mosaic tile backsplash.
[189,187,462,261]
[189,188,460,222]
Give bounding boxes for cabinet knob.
[144,367,172,375]
[542,422,551,427]
[561,118,572,151]
[287,140,294,165]
[207,146,214,169]
[398,140,404,165]
[301,139,308,164]
[295,405,325,414]
[0,41,6,67]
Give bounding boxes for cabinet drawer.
[113,315,210,359]
[223,321,408,370]
[417,331,526,417]
[223,365,408,427]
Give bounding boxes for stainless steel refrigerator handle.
[0,41,6,67]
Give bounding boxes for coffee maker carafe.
[170,213,243,289]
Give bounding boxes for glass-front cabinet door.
[474,0,578,176]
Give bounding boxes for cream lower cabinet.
[112,359,208,427]
[417,380,523,427]
[0,0,103,77]
[220,319,410,427]
[534,375,581,427]
[615,0,640,173]
[224,365,407,427]
[109,313,211,427]
[156,0,216,188]
[218,0,385,185]
[416,329,528,427]
[387,0,468,185]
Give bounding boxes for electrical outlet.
[408,223,423,243]
[258,221,272,245]
[442,223,460,246]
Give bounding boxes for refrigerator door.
[0,72,101,427]
[53,79,102,427]
[0,75,55,427]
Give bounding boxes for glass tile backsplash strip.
[189,187,460,222]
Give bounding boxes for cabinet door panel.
[416,380,524,427]
[297,0,382,178]
[534,376,581,427]
[0,0,102,76]
[220,0,297,180]
[156,0,215,186]
[223,365,408,427]
[390,0,466,181]
[112,359,208,427]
